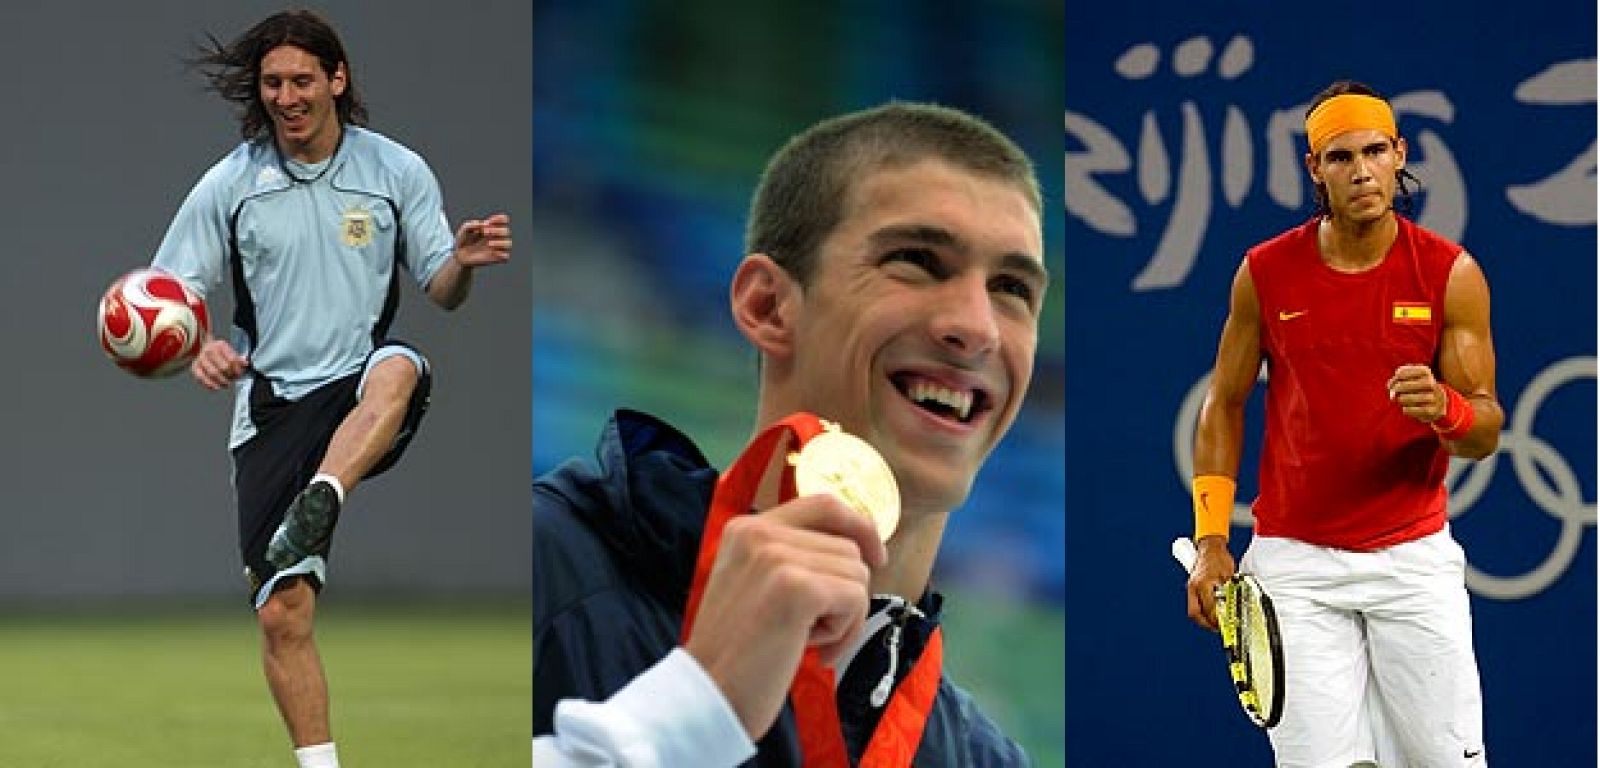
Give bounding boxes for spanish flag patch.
[1392,302,1432,324]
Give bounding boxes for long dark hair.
[190,9,368,140]
[1305,80,1419,216]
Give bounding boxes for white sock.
[294,742,339,768]
[311,473,346,505]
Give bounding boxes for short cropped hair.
[745,102,1039,285]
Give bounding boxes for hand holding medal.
[682,413,939,767]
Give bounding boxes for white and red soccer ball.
[97,268,209,378]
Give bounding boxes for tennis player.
[149,11,510,768]
[1185,80,1501,766]
[533,102,1045,765]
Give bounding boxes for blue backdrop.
[1065,3,1595,765]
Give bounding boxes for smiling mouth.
[890,372,991,425]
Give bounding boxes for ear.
[730,254,798,361]
[331,62,348,97]
[1303,151,1322,185]
[1393,136,1408,170]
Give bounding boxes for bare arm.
[1435,253,1503,458]
[1387,252,1502,459]
[1187,259,1262,630]
[1195,260,1262,485]
[426,213,512,310]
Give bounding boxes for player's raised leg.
[266,346,428,570]
[317,350,423,492]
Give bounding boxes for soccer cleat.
[265,480,342,569]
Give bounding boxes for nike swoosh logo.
[1200,491,1210,512]
[1465,749,1483,758]
[1278,310,1309,321]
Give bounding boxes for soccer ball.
[97,268,210,378]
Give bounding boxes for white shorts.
[1242,528,1487,768]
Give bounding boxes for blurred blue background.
[532,0,1065,762]
[1066,2,1595,765]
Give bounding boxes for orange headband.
[1305,94,1396,156]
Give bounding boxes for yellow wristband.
[1192,475,1237,542]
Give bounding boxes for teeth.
[908,379,973,421]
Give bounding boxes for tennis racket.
[1171,537,1285,728]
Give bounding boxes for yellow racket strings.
[1220,579,1267,722]
[1242,582,1277,718]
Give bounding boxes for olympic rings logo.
[1173,355,1596,601]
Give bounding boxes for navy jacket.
[533,410,1028,767]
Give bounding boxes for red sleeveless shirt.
[1247,216,1461,550]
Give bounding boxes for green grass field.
[0,601,529,767]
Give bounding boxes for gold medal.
[788,420,900,542]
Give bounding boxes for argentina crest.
[340,206,374,248]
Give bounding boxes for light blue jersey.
[153,126,454,448]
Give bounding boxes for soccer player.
[149,11,511,768]
[1184,80,1501,766]
[533,103,1046,765]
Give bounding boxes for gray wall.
[0,1,531,600]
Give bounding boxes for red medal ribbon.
[680,412,943,767]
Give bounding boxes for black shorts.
[232,342,432,604]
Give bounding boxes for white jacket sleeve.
[532,647,757,767]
